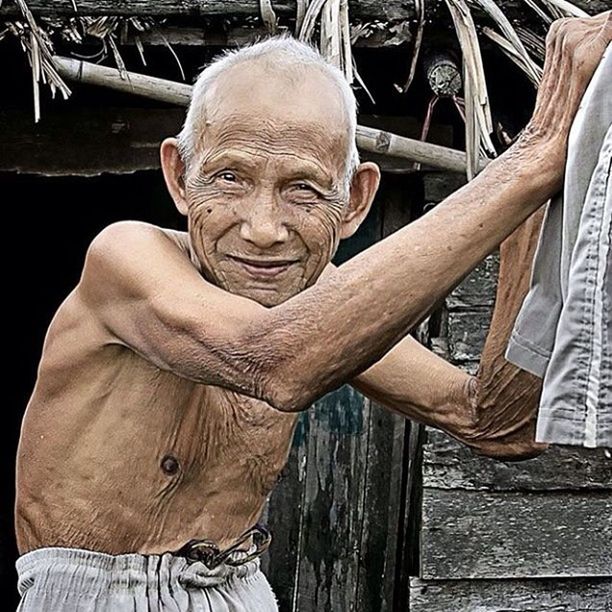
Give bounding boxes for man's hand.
[515,11,611,188]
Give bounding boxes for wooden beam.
[0,0,607,18]
[0,108,184,176]
[0,0,418,19]
[52,56,484,174]
[53,57,191,106]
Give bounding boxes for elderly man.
[15,12,611,611]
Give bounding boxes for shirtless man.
[15,12,611,611]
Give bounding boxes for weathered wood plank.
[261,412,309,608]
[354,401,407,612]
[0,108,185,176]
[0,0,418,19]
[446,308,494,361]
[445,255,498,364]
[420,488,612,579]
[409,577,612,611]
[292,386,372,611]
[446,254,499,310]
[423,428,612,491]
[1,0,607,18]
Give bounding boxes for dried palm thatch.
[1,2,183,122]
[0,0,593,176]
[4,0,71,122]
[432,0,586,177]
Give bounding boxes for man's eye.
[217,171,237,183]
[295,182,315,193]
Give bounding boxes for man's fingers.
[529,10,611,140]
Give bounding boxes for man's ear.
[160,137,189,217]
[339,161,381,239]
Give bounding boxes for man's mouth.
[227,255,299,278]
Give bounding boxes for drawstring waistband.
[173,523,272,569]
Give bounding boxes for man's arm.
[78,138,550,415]
[77,13,610,414]
[351,208,546,460]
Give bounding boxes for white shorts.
[16,546,279,611]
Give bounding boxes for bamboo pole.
[53,56,489,174]
[54,57,192,105]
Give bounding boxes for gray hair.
[176,35,360,190]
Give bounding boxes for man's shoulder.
[78,221,190,304]
[86,221,192,274]
[89,220,176,253]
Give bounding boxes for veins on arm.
[352,207,547,462]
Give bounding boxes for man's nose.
[239,199,290,249]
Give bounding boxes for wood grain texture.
[0,0,418,18]
[420,488,612,579]
[447,308,494,361]
[423,428,612,491]
[0,108,184,176]
[410,577,612,611]
[446,254,499,310]
[291,388,408,611]
[1,0,607,18]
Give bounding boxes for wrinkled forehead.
[192,60,352,172]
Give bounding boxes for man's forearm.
[256,141,558,411]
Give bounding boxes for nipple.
[161,454,180,476]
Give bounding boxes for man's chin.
[227,285,299,308]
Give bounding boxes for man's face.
[180,62,354,307]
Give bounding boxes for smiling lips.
[228,255,298,278]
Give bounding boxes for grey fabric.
[15,546,279,611]
[505,43,612,448]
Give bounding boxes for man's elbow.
[236,319,310,413]
[458,376,548,462]
[264,382,310,413]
